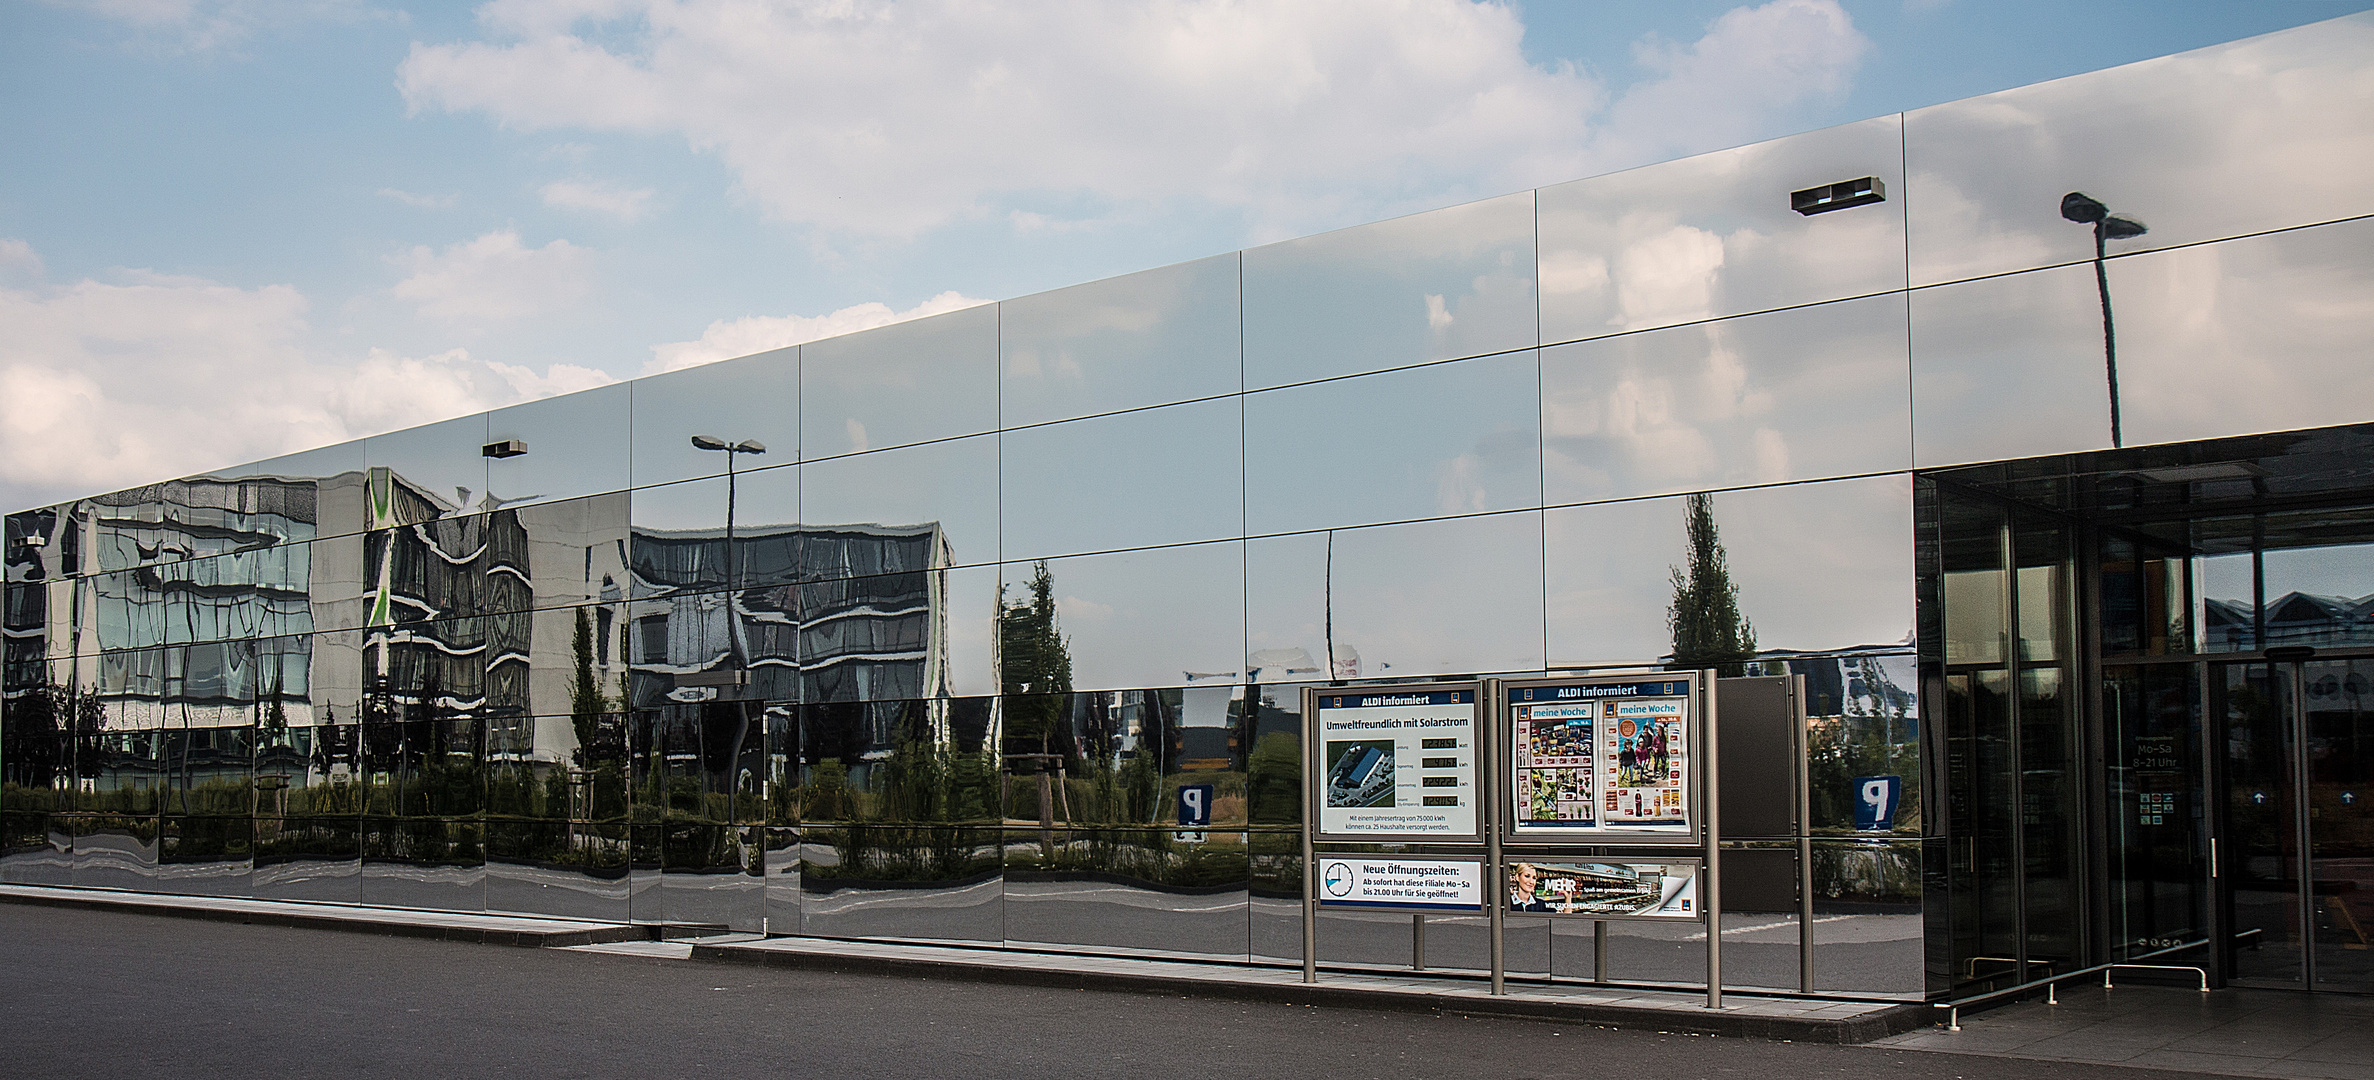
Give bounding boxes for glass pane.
[1002,827,1249,958]
[1540,115,1906,345]
[362,413,490,524]
[803,434,997,570]
[1245,512,1544,680]
[630,466,802,593]
[629,345,800,488]
[1905,14,2374,287]
[1000,397,1241,562]
[800,565,973,704]
[801,303,998,459]
[1000,253,1241,427]
[198,446,361,541]
[1000,541,1244,693]
[1243,191,1535,390]
[2116,217,2374,448]
[2304,658,2374,989]
[2102,663,2208,966]
[1546,477,1912,669]
[1244,350,1540,536]
[1910,262,2111,469]
[1808,838,1926,994]
[486,382,629,508]
[1542,293,1909,506]
[2222,662,2301,984]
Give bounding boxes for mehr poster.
[1504,859,1701,920]
[1507,678,1693,837]
[1313,686,1479,839]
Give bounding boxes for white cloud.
[399,0,1869,239]
[377,187,457,209]
[0,239,614,512]
[645,289,988,374]
[389,228,596,322]
[540,178,655,221]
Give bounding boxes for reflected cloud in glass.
[1001,397,1242,562]
[1540,115,1906,346]
[1001,254,1241,428]
[802,303,998,458]
[1910,262,2111,468]
[1904,13,2374,287]
[1543,293,1910,505]
[1243,191,1535,390]
[1244,350,1540,537]
[630,346,801,488]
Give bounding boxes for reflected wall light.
[2061,192,2149,448]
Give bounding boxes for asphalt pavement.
[0,904,2238,1079]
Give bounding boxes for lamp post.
[690,436,766,666]
[2060,192,2148,448]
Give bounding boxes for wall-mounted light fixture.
[1791,177,1886,216]
[481,439,528,458]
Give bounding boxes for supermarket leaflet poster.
[1508,679,1692,836]
[1315,687,1478,838]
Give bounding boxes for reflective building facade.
[9,15,2374,1000]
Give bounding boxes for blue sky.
[0,0,2363,512]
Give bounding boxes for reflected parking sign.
[1853,775,1901,831]
[1177,784,1214,827]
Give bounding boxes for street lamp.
[2061,192,2149,448]
[691,436,766,666]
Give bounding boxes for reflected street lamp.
[2061,192,2148,448]
[691,436,766,666]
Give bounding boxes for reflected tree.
[1668,492,1757,676]
[999,560,1076,762]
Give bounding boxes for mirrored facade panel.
[484,819,628,921]
[362,817,485,912]
[250,815,361,905]
[1244,350,1541,536]
[630,467,801,593]
[1001,254,1242,428]
[803,434,997,571]
[503,491,633,613]
[363,413,490,529]
[1001,397,1242,562]
[201,440,370,545]
[1246,512,1546,681]
[797,699,999,825]
[1904,14,2374,287]
[1002,828,1250,958]
[486,382,631,509]
[659,822,763,930]
[158,813,251,897]
[1909,262,2111,469]
[1546,477,1915,668]
[802,303,998,459]
[2111,217,2374,448]
[1543,293,1911,505]
[72,812,158,892]
[797,825,1003,940]
[630,345,800,488]
[1243,191,1536,390]
[1000,542,1244,695]
[1809,838,1925,994]
[1539,115,1907,346]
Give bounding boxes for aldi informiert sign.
[1310,684,1481,841]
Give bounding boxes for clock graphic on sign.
[1323,862,1354,898]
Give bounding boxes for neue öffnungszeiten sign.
[1508,677,1694,838]
[1314,686,1479,839]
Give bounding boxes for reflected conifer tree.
[1668,492,1757,676]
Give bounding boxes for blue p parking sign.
[1853,775,1901,831]
[1177,784,1214,827]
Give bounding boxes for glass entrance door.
[2219,658,2374,990]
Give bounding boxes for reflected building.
[10,13,2374,1002]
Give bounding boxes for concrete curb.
[0,887,651,948]
[688,942,1930,1044]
